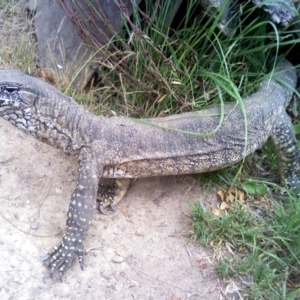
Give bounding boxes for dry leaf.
[212,208,222,217]
[238,190,245,202]
[262,203,271,210]
[199,263,208,270]
[209,285,217,293]
[226,193,235,203]
[39,68,55,84]
[121,207,128,215]
[217,190,225,201]
[39,68,47,78]
[220,201,230,210]
[194,256,202,262]
[228,187,237,195]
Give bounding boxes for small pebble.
[41,253,49,261]
[101,269,113,280]
[193,253,202,262]
[30,222,39,230]
[112,255,124,263]
[13,277,21,283]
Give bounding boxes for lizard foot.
[97,178,130,214]
[283,173,300,190]
[43,229,86,281]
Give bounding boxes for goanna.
[0,59,298,280]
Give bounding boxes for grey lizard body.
[0,59,298,279]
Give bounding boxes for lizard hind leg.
[97,178,130,214]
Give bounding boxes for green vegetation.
[89,0,270,117]
[82,0,298,119]
[191,192,300,299]
[0,0,37,73]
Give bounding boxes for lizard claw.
[98,202,107,214]
[98,201,117,214]
[110,203,117,211]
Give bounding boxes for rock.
[252,0,296,26]
[101,269,113,280]
[13,277,21,283]
[57,0,142,47]
[112,255,124,263]
[33,0,96,88]
[26,0,37,11]
[293,2,300,37]
[30,222,39,230]
[199,0,296,36]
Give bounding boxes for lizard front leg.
[44,147,100,280]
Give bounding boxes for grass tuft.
[78,0,295,117]
[0,0,37,73]
[191,192,300,298]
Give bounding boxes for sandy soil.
[0,117,223,299]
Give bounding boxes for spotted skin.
[44,147,99,278]
[97,178,130,214]
[0,60,297,279]
[271,112,300,188]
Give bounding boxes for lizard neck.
[32,93,96,155]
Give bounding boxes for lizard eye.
[1,84,21,93]
[5,87,17,93]
[6,86,20,93]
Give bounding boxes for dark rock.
[252,0,296,26]
[57,0,142,47]
[33,0,96,88]
[293,2,300,37]
[30,222,39,230]
[198,0,296,36]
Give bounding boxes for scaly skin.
[0,59,297,279]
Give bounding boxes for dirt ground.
[0,117,226,299]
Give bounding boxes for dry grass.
[0,0,37,72]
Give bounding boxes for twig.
[85,246,102,253]
[186,245,195,267]
[0,149,22,163]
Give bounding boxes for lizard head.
[0,69,41,133]
[0,82,29,110]
[0,70,40,113]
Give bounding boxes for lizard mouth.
[0,92,28,109]
[0,99,8,107]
